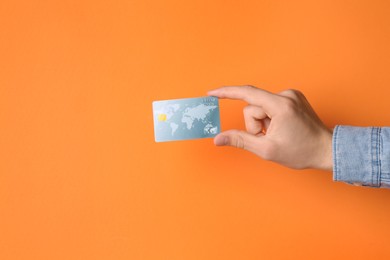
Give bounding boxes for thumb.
[213,129,264,154]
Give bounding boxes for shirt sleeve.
[333,125,390,188]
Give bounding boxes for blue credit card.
[152,96,221,142]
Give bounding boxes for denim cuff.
[333,125,381,187]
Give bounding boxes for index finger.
[207,85,281,114]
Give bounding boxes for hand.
[207,85,333,171]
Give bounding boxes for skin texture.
[207,85,333,171]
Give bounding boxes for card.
[152,96,221,142]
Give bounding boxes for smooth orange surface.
[1,0,390,259]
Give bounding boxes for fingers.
[213,129,266,156]
[243,105,269,135]
[207,85,280,115]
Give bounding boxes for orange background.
[1,0,390,259]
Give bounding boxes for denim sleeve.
[333,125,390,188]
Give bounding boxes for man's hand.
[207,85,333,171]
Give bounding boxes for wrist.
[316,127,334,171]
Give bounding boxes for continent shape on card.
[152,96,221,142]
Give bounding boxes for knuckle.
[243,85,257,91]
[280,89,303,99]
[237,131,246,149]
[290,88,302,96]
[243,105,251,115]
[281,97,297,113]
[231,130,246,149]
[278,89,308,115]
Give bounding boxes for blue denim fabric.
[333,125,390,188]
